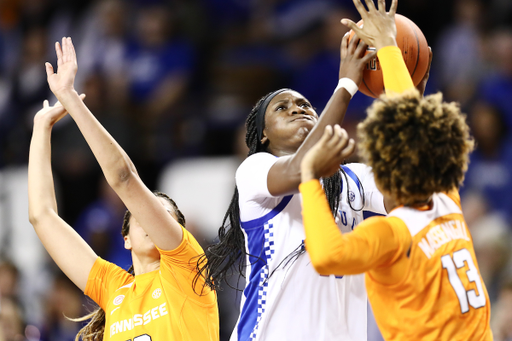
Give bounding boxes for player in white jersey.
[195,30,389,340]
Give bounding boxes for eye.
[300,103,311,108]
[276,105,286,111]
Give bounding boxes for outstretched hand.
[301,125,354,182]
[341,0,398,51]
[34,94,86,127]
[45,37,78,97]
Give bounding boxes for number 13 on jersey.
[441,248,486,314]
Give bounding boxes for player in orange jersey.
[28,37,219,341]
[298,0,492,340]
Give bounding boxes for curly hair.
[70,191,186,341]
[357,90,474,205]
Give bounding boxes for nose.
[290,105,305,115]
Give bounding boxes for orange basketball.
[348,14,429,98]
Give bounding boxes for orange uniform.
[300,171,492,341]
[300,44,492,340]
[85,226,219,341]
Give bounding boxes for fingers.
[351,0,369,18]
[389,0,397,16]
[69,37,77,63]
[319,125,334,146]
[361,50,377,64]
[45,62,54,79]
[427,46,433,71]
[79,93,86,100]
[354,38,369,57]
[340,139,356,159]
[340,31,350,59]
[348,33,361,55]
[43,100,49,108]
[378,0,386,13]
[364,0,377,12]
[341,19,363,39]
[55,41,63,67]
[328,125,348,152]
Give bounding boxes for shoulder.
[343,163,372,178]
[236,153,278,181]
[342,162,376,188]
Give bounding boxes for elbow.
[28,207,52,227]
[310,251,339,276]
[108,162,136,189]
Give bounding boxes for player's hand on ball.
[341,0,398,51]
[301,125,355,182]
[45,37,78,96]
[339,32,376,85]
[416,47,433,96]
[34,94,86,127]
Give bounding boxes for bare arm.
[28,98,97,292]
[47,37,183,251]
[267,33,376,196]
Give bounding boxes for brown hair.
[357,90,474,205]
[71,191,185,341]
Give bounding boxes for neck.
[267,144,299,157]
[131,253,160,276]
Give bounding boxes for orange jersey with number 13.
[367,190,492,341]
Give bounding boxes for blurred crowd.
[0,0,511,340]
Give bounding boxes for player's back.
[366,190,492,341]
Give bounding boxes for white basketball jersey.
[231,152,386,341]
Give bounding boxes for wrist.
[334,78,358,98]
[33,115,55,130]
[300,161,319,182]
[375,37,398,51]
[55,88,78,101]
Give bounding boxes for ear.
[124,235,132,250]
[260,130,268,145]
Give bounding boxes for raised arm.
[46,37,183,251]
[266,32,376,196]
[28,98,97,291]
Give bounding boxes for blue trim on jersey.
[341,165,361,191]
[240,195,293,229]
[238,195,293,341]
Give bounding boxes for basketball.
[348,14,429,98]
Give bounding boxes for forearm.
[28,121,58,220]
[56,90,137,187]
[28,121,96,291]
[378,46,415,95]
[300,180,398,275]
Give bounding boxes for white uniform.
[231,152,386,341]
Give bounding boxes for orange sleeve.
[84,257,133,310]
[300,179,407,276]
[378,46,415,95]
[156,226,214,302]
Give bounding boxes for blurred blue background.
[0,0,512,340]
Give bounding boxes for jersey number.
[441,248,486,314]
[127,335,151,341]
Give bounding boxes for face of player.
[124,197,177,260]
[261,90,318,156]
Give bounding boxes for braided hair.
[70,192,186,341]
[197,91,344,291]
